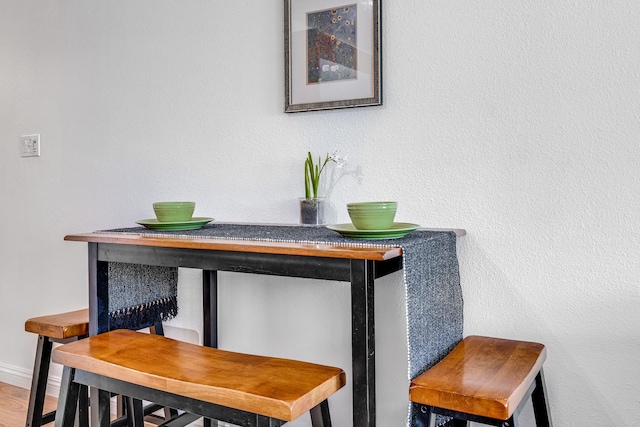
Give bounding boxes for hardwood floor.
[0,382,57,427]
[0,382,195,427]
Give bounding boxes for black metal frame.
[412,370,553,427]
[86,242,403,427]
[55,366,332,427]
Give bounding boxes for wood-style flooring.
[0,381,57,427]
[0,382,189,427]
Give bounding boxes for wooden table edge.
[64,226,465,261]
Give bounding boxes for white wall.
[1,1,639,426]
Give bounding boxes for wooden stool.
[52,329,346,427]
[25,310,171,427]
[409,335,553,427]
[24,309,89,427]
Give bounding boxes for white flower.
[305,150,349,198]
[328,149,348,169]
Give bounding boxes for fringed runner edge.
[109,295,178,330]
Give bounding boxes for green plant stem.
[305,160,311,198]
[304,151,332,199]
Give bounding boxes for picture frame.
[284,0,382,113]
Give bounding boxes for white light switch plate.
[21,134,40,157]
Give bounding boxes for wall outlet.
[21,134,40,157]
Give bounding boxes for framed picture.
[284,0,382,113]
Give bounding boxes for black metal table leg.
[203,269,218,427]
[88,243,110,336]
[88,243,111,427]
[202,270,218,348]
[350,259,376,427]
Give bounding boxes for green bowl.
[347,201,397,230]
[153,201,195,223]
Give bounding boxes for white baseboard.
[0,361,125,415]
[0,360,62,397]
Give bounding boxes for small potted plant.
[300,150,345,225]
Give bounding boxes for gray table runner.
[101,223,463,426]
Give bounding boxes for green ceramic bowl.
[153,201,195,223]
[347,201,397,230]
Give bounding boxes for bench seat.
[52,329,346,425]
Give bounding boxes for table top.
[65,223,465,262]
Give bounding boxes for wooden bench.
[409,335,553,427]
[25,309,90,427]
[52,329,346,427]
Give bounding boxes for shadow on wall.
[457,236,637,427]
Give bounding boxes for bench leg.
[309,399,332,427]
[126,397,145,427]
[54,367,79,427]
[531,369,553,427]
[163,407,179,421]
[26,335,53,427]
[76,384,89,427]
[89,388,112,427]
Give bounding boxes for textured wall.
[1,1,639,426]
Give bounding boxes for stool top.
[409,335,546,420]
[25,309,89,340]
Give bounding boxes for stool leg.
[309,399,332,427]
[531,369,553,427]
[90,388,112,427]
[26,335,53,427]
[54,367,79,427]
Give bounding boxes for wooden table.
[65,226,464,427]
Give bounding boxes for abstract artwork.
[307,5,357,84]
